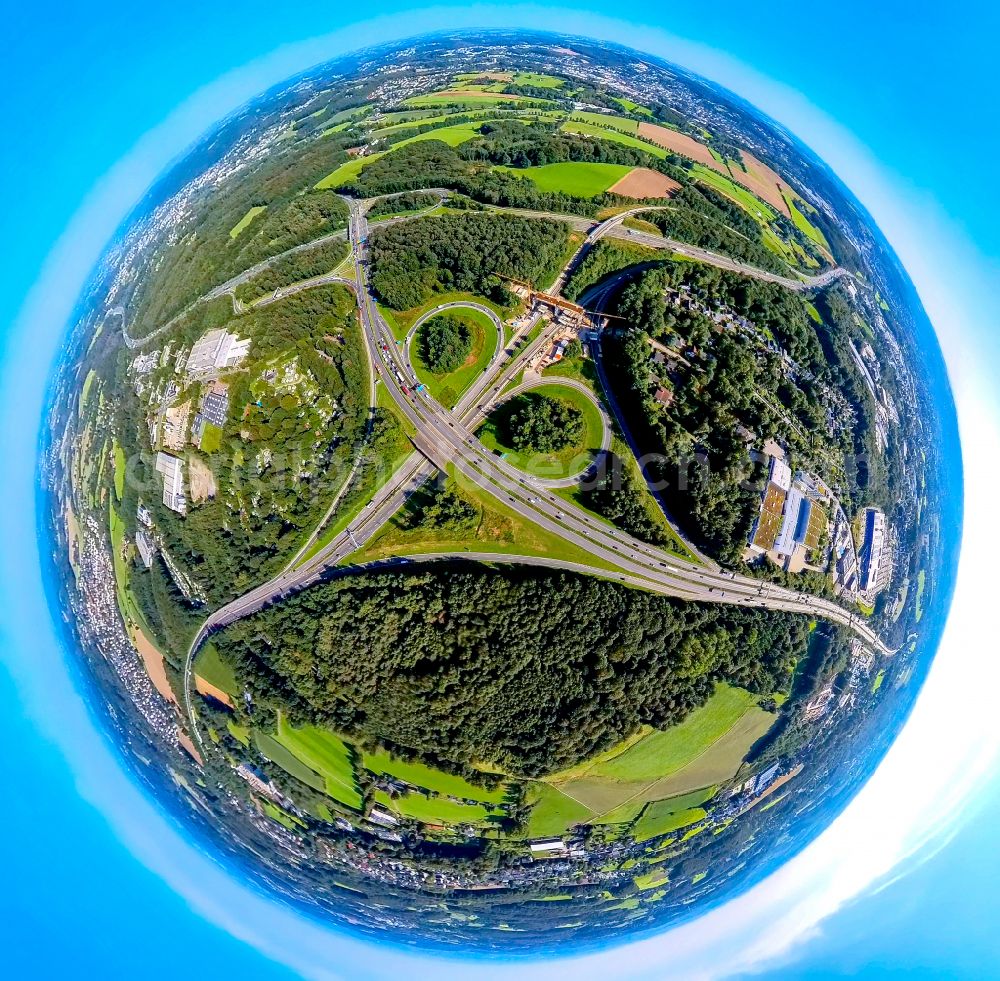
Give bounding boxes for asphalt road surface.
[171,192,884,746]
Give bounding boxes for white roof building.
[774,486,808,557]
[860,507,887,592]
[186,329,251,376]
[135,529,155,568]
[769,456,792,492]
[155,451,187,514]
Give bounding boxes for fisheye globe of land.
[51,33,949,950]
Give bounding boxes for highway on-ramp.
[180,192,885,748]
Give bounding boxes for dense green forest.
[418,314,472,372]
[369,212,569,309]
[616,260,826,374]
[131,182,352,337]
[581,450,670,546]
[505,392,583,452]
[563,240,660,301]
[214,566,808,776]
[602,325,769,562]
[366,190,440,216]
[747,626,853,765]
[599,256,888,556]
[342,141,611,215]
[459,120,685,176]
[640,186,790,275]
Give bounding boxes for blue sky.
[2,2,1000,977]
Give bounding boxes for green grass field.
[113,440,125,501]
[363,749,508,804]
[915,569,926,622]
[227,720,250,746]
[690,164,777,223]
[194,643,239,695]
[781,190,830,250]
[199,422,223,453]
[569,111,639,133]
[353,461,622,573]
[327,103,373,124]
[632,802,706,843]
[391,291,519,338]
[107,502,131,623]
[404,92,536,109]
[560,121,667,159]
[370,110,498,137]
[632,798,705,842]
[254,729,327,795]
[389,792,502,826]
[523,782,594,837]
[107,502,156,640]
[581,685,761,783]
[543,685,774,815]
[273,717,363,809]
[229,206,266,239]
[613,97,654,118]
[261,800,306,831]
[477,382,606,481]
[590,798,648,826]
[315,151,385,189]
[495,161,634,198]
[392,121,501,151]
[79,368,97,416]
[320,119,358,136]
[411,306,500,409]
[593,786,715,827]
[511,71,566,88]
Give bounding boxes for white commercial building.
[860,507,887,593]
[186,329,251,376]
[135,529,155,568]
[774,486,809,558]
[155,451,187,514]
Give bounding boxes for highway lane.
[346,215,889,653]
[602,225,848,290]
[181,193,885,746]
[124,191,448,350]
[124,192,846,349]
[339,206,880,643]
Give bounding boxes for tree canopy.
[369,212,569,310]
[214,566,806,776]
[418,314,472,373]
[506,392,583,453]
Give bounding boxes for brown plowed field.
[636,122,794,218]
[177,729,203,765]
[196,674,234,708]
[726,151,792,217]
[134,628,176,704]
[609,167,681,199]
[637,122,718,167]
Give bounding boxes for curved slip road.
[483,376,613,488]
[179,192,887,749]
